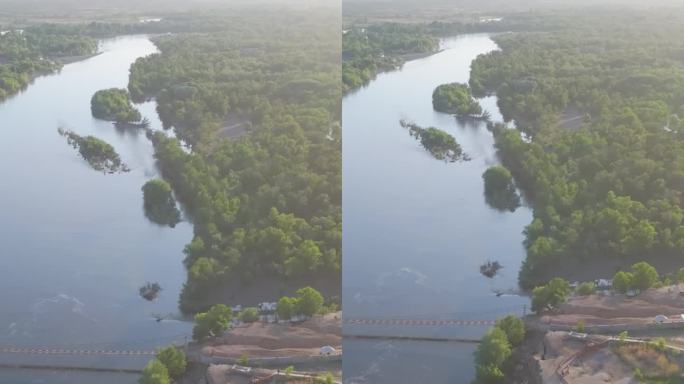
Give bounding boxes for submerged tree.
[58,128,129,173]
[142,179,181,227]
[400,119,468,162]
[139,282,162,301]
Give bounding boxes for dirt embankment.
[203,313,341,359]
[541,286,684,326]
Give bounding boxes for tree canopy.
[432,83,483,116]
[531,277,571,314]
[139,359,170,384]
[155,346,187,379]
[342,24,438,91]
[400,120,467,162]
[468,9,684,287]
[91,88,142,122]
[482,166,521,212]
[58,128,128,173]
[124,7,341,312]
[0,29,96,101]
[192,303,233,341]
[142,179,181,227]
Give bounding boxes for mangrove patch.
[482,165,521,212]
[432,82,484,117]
[91,88,142,123]
[400,119,469,162]
[142,178,181,227]
[58,127,129,173]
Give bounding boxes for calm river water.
[0,35,193,382]
[342,34,533,383]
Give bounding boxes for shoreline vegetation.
[400,119,469,162]
[58,127,129,173]
[465,9,684,289]
[0,29,97,101]
[341,15,556,93]
[127,8,341,313]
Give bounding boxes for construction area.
[526,285,684,383]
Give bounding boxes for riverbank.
[181,275,340,314]
[203,312,341,360]
[53,51,102,65]
[0,33,193,365]
[526,255,684,290]
[539,285,684,328]
[343,33,531,383]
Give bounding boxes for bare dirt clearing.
[541,286,684,326]
[203,313,341,359]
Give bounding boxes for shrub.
[576,281,596,296]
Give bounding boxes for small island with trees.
[91,88,142,123]
[482,165,521,212]
[58,128,129,173]
[400,119,469,162]
[142,179,181,227]
[432,83,484,118]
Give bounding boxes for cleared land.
[540,285,684,326]
[202,313,341,359]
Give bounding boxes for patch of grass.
[614,344,680,379]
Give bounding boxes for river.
[0,35,193,382]
[342,34,533,383]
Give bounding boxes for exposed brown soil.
[203,313,341,359]
[541,286,684,326]
[537,332,635,384]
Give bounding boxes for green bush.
[139,359,170,384]
[193,304,233,341]
[239,307,260,323]
[155,346,187,379]
[576,282,596,296]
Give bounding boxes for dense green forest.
[0,29,95,99]
[468,10,684,287]
[126,7,341,312]
[0,10,267,101]
[342,24,437,91]
[341,15,569,92]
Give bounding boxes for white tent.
[320,346,336,355]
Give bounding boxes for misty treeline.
[342,13,575,92]
[0,30,95,100]
[468,9,684,287]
